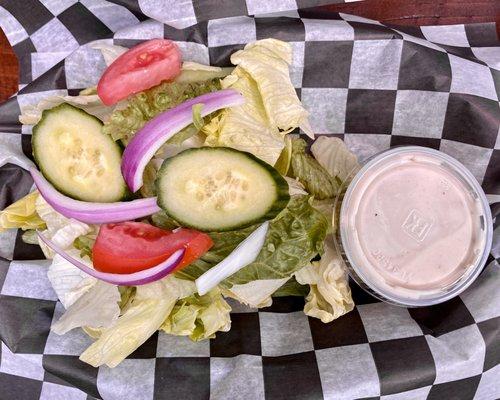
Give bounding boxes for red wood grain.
[0,0,498,102]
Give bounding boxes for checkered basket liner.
[0,1,498,399]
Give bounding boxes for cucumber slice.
[156,147,290,231]
[32,103,127,202]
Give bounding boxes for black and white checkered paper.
[0,1,499,399]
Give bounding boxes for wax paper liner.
[0,1,499,399]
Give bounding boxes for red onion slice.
[31,168,161,224]
[121,89,245,192]
[37,231,185,286]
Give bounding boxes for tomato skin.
[97,39,182,106]
[92,222,212,274]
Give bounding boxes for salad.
[0,38,359,368]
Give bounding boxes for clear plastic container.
[334,146,493,307]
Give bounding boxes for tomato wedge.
[92,222,212,274]
[97,39,182,106]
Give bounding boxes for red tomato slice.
[92,222,212,274]
[97,39,182,106]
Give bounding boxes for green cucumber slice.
[32,103,127,202]
[156,147,290,231]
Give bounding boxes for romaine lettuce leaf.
[290,138,340,200]
[225,196,327,286]
[295,238,354,323]
[161,288,231,340]
[80,276,195,368]
[52,280,120,335]
[271,277,309,297]
[178,196,328,289]
[0,191,45,232]
[310,136,360,184]
[73,227,98,259]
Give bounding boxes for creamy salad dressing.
[340,148,490,303]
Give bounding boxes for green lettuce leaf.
[150,211,180,231]
[102,79,221,143]
[176,62,233,83]
[178,195,328,287]
[73,229,98,260]
[161,288,231,341]
[272,277,309,297]
[192,103,205,130]
[289,138,340,200]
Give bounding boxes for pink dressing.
[341,150,488,300]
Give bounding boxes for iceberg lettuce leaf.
[0,191,46,232]
[79,276,195,368]
[52,280,120,335]
[295,238,354,323]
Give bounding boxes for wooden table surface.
[0,0,498,102]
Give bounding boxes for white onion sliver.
[195,222,269,295]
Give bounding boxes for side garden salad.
[1,38,359,368]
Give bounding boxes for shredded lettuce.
[103,79,221,143]
[161,288,231,340]
[0,191,46,232]
[295,238,354,323]
[289,138,340,200]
